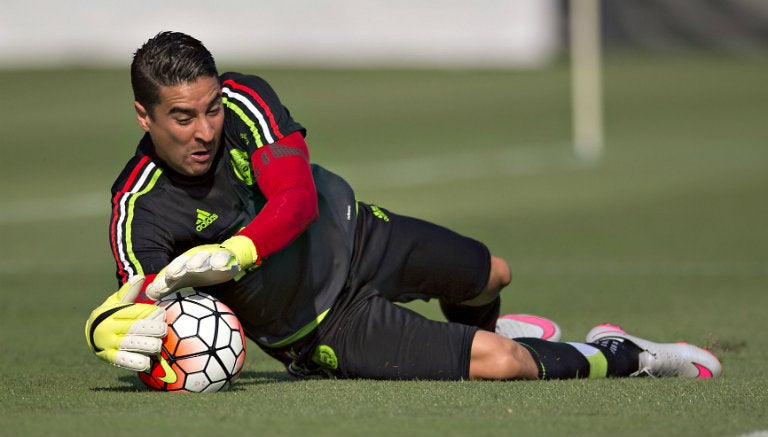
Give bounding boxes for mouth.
[190,149,212,163]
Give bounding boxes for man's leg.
[458,255,512,306]
[353,203,559,339]
[468,327,721,380]
[439,255,508,331]
[440,256,561,341]
[470,330,645,380]
[310,291,479,380]
[469,331,540,379]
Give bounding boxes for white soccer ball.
[138,290,246,393]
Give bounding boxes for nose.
[195,117,216,143]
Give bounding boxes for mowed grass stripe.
[0,144,585,223]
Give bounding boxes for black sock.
[589,339,642,377]
[439,296,500,331]
[514,337,641,380]
[515,338,589,379]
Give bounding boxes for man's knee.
[489,255,512,290]
[469,331,538,380]
[461,255,511,307]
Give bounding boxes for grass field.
[1,52,767,437]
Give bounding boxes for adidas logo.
[195,209,219,232]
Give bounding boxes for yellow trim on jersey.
[125,167,163,275]
[222,95,265,148]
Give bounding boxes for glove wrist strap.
[221,235,258,266]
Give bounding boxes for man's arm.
[236,130,318,259]
[145,131,318,299]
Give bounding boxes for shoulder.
[220,72,305,146]
[220,72,277,98]
[111,135,164,196]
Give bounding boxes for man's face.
[134,76,224,177]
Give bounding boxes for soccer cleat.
[585,323,722,378]
[495,314,562,341]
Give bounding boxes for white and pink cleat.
[586,323,722,378]
[495,314,562,342]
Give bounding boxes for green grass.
[1,52,767,436]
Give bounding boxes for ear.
[134,101,151,132]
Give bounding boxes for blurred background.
[1,1,767,434]
[1,0,767,67]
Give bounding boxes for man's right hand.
[84,276,167,372]
[144,236,258,300]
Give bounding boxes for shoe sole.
[498,314,562,342]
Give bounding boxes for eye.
[207,105,221,116]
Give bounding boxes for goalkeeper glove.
[84,275,167,372]
[145,235,258,300]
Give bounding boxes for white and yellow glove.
[84,276,167,372]
[145,235,258,300]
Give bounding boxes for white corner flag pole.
[570,0,604,162]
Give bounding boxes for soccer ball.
[138,290,246,393]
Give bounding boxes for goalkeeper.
[86,31,721,381]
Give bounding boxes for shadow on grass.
[89,370,299,392]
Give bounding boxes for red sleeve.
[235,131,319,259]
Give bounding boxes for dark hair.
[131,31,219,116]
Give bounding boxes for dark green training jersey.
[109,72,357,347]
